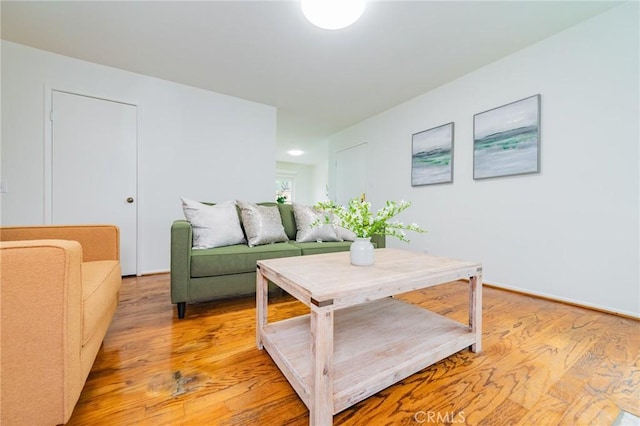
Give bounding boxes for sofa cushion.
[276,203,297,240]
[289,241,354,256]
[81,260,121,346]
[190,242,301,277]
[237,201,289,247]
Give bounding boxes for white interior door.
[336,143,367,205]
[51,90,137,275]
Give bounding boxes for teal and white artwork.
[411,122,454,186]
[474,95,541,179]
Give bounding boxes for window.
[275,171,296,203]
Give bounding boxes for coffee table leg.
[469,274,483,353]
[256,268,268,350]
[310,309,334,425]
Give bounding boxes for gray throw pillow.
[181,198,246,249]
[237,201,289,247]
[293,203,342,243]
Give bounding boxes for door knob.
[126,197,134,204]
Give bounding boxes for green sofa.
[171,202,385,318]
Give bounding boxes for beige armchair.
[1,225,122,425]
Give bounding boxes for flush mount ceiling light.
[287,149,305,156]
[301,0,366,30]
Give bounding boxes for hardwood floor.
[68,274,639,425]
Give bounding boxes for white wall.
[276,161,328,205]
[1,41,277,274]
[312,160,329,203]
[328,3,639,316]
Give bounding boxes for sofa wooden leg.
[177,302,186,319]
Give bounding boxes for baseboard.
[132,270,170,277]
[483,281,640,321]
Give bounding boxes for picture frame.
[411,122,454,186]
[473,94,541,180]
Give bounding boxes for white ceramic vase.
[350,237,374,266]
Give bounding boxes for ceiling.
[1,1,621,164]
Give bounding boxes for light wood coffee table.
[256,248,482,425]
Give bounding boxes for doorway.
[50,90,138,275]
[335,143,367,205]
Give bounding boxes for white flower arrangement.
[313,198,426,242]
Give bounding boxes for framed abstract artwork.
[473,94,541,180]
[411,122,454,186]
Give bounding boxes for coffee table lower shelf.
[260,297,475,415]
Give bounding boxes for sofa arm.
[1,239,84,425]
[0,224,119,262]
[171,220,193,304]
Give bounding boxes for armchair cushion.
[81,260,121,345]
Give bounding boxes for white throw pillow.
[181,198,246,249]
[237,201,289,247]
[334,224,357,242]
[293,203,342,243]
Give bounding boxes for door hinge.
[49,110,54,122]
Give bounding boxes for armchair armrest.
[0,224,119,262]
[1,239,84,425]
